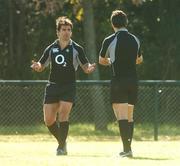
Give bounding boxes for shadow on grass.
[67,154,111,158]
[131,156,171,161]
[57,154,171,160]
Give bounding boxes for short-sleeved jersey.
[39,39,89,85]
[99,28,141,79]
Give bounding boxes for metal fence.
[0,80,180,140]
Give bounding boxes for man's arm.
[72,42,96,74]
[99,56,111,66]
[136,38,143,65]
[99,36,114,66]
[31,45,51,72]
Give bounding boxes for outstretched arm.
[81,63,96,74]
[30,60,45,72]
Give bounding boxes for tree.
[82,0,99,80]
[1,0,180,80]
[82,0,108,130]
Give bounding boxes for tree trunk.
[8,0,14,78]
[15,0,27,79]
[82,0,99,80]
[82,0,108,130]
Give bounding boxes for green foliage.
[0,123,180,141]
[0,0,180,80]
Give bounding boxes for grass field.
[0,123,180,165]
[0,135,180,166]
[1,123,180,140]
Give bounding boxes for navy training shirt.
[39,39,89,85]
[99,28,141,79]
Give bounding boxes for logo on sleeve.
[52,48,59,53]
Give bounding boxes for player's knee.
[128,112,134,122]
[128,117,134,122]
[118,116,128,120]
[44,117,55,126]
[59,112,69,121]
[116,113,128,120]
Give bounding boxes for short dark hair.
[56,16,73,31]
[110,10,128,28]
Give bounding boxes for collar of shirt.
[54,39,73,52]
[115,28,128,35]
[55,39,73,46]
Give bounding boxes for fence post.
[154,84,160,141]
[94,85,108,131]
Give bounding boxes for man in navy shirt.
[31,16,95,155]
[99,10,143,157]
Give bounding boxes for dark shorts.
[44,82,76,104]
[110,78,138,105]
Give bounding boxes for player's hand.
[99,57,111,66]
[31,60,44,72]
[136,55,143,64]
[85,63,96,74]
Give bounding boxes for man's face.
[57,25,72,41]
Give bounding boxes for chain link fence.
[0,80,180,140]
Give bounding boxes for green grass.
[0,123,180,165]
[0,135,180,166]
[0,122,180,140]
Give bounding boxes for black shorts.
[44,82,76,104]
[110,78,138,105]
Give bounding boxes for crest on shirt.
[52,48,59,53]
